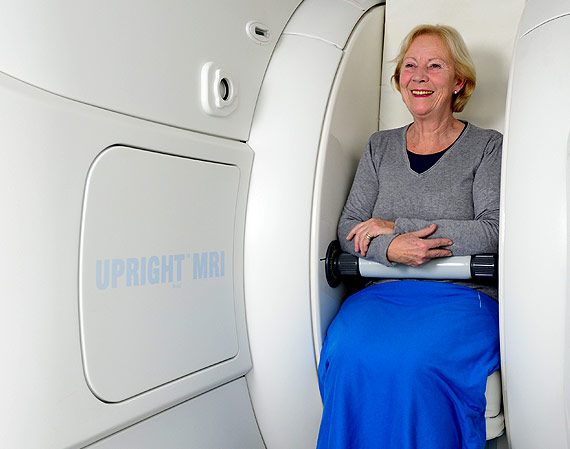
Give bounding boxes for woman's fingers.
[387,228,453,267]
[359,235,371,257]
[426,237,453,249]
[346,222,366,241]
[410,223,438,238]
[355,226,373,256]
[347,219,396,256]
[426,247,453,259]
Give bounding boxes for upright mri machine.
[0,0,568,448]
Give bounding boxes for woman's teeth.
[412,90,434,96]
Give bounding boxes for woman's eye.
[404,63,415,69]
[429,63,442,70]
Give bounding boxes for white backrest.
[379,0,526,133]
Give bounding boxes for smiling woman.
[393,24,477,115]
[317,24,502,449]
[398,34,464,129]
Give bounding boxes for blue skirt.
[317,281,500,449]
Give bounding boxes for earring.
[454,90,457,94]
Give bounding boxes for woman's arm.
[338,140,400,265]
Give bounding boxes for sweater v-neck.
[403,121,469,176]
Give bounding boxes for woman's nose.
[412,67,428,82]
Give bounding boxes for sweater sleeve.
[393,132,502,255]
[337,139,399,266]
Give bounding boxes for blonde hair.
[391,24,476,113]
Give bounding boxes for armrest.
[325,240,497,287]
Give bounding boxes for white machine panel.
[517,0,570,36]
[0,0,302,141]
[245,2,384,448]
[310,5,384,356]
[89,379,264,449]
[0,71,254,447]
[81,147,239,402]
[284,0,381,48]
[500,11,570,449]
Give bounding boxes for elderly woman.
[317,25,501,449]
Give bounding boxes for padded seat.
[485,370,504,439]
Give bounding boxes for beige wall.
[379,0,526,133]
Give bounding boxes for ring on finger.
[365,232,373,240]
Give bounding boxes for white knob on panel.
[201,62,239,117]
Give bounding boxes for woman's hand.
[387,224,453,267]
[347,218,395,257]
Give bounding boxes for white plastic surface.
[345,0,385,9]
[310,5,385,359]
[246,21,272,44]
[80,147,239,402]
[0,72,254,448]
[358,255,471,279]
[378,0,526,132]
[500,10,570,449]
[245,3,384,448]
[0,0,301,141]
[517,0,570,36]
[245,33,341,449]
[284,0,382,48]
[89,378,265,449]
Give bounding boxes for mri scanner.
[0,0,569,447]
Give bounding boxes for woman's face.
[399,34,465,121]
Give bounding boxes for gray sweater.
[338,122,502,299]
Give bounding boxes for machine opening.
[219,78,231,101]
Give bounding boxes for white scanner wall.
[0,1,302,141]
[500,1,570,447]
[246,2,385,448]
[0,1,301,447]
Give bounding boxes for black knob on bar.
[470,254,498,280]
[325,240,359,287]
